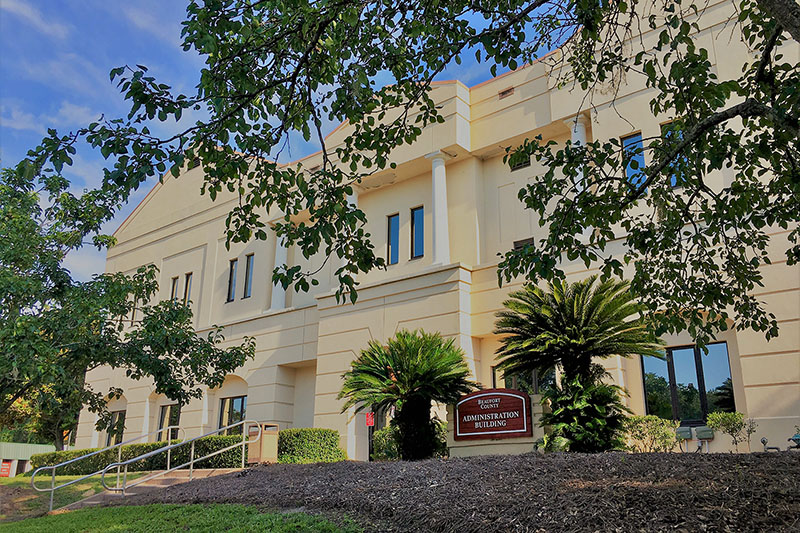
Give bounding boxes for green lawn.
[0,473,143,522]
[0,504,362,532]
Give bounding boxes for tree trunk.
[758,0,800,44]
[395,396,436,461]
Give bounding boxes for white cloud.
[50,101,100,126]
[0,0,71,39]
[63,246,106,281]
[0,102,45,134]
[19,52,111,99]
[120,5,181,48]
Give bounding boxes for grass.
[0,504,362,532]
[0,472,143,522]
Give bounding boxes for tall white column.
[90,413,99,448]
[565,114,589,189]
[426,151,451,265]
[141,397,150,438]
[270,234,288,310]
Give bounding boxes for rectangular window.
[387,214,399,265]
[218,395,247,435]
[243,254,254,299]
[410,207,424,259]
[510,155,531,171]
[106,410,126,447]
[170,277,179,300]
[157,404,181,441]
[226,259,238,302]
[621,132,646,187]
[183,273,193,304]
[660,122,684,187]
[642,342,734,425]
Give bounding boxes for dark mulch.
[114,452,799,532]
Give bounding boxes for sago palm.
[338,329,476,460]
[494,275,663,384]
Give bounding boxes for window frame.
[641,341,733,426]
[226,259,238,303]
[243,253,254,299]
[620,131,646,187]
[386,213,400,265]
[105,410,126,447]
[157,404,181,441]
[183,272,193,304]
[218,395,247,435]
[170,276,179,300]
[410,206,424,260]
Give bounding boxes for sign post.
[454,388,532,441]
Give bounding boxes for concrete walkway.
[57,469,240,512]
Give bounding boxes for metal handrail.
[30,425,185,511]
[100,419,262,496]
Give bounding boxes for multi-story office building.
[74,0,799,456]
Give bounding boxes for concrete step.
[56,468,242,512]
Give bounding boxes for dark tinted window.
[411,207,424,259]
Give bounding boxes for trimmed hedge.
[30,435,247,475]
[278,428,347,464]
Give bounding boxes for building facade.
[74,0,799,457]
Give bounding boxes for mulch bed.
[114,452,799,532]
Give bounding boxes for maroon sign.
[454,388,532,441]
[365,412,375,427]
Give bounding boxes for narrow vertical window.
[226,259,238,302]
[157,404,181,441]
[243,254,254,299]
[106,410,126,447]
[660,122,685,187]
[621,132,645,187]
[410,206,424,259]
[219,395,247,435]
[387,214,399,265]
[183,273,193,304]
[170,276,179,300]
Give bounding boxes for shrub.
[371,426,400,461]
[30,435,247,475]
[706,411,757,452]
[624,415,679,453]
[540,368,630,453]
[277,428,347,464]
[371,420,447,461]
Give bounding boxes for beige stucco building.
[74,0,799,457]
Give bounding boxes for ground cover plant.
[113,452,800,532]
[339,330,476,460]
[0,473,143,522]
[0,504,360,532]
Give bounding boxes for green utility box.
[247,423,279,464]
[695,426,714,440]
[675,427,692,441]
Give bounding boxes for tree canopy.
[0,165,255,448]
[16,0,800,345]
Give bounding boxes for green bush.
[707,411,757,452]
[371,426,400,461]
[624,415,679,452]
[371,420,447,461]
[277,428,347,464]
[30,435,247,475]
[540,368,630,453]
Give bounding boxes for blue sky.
[0,1,497,281]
